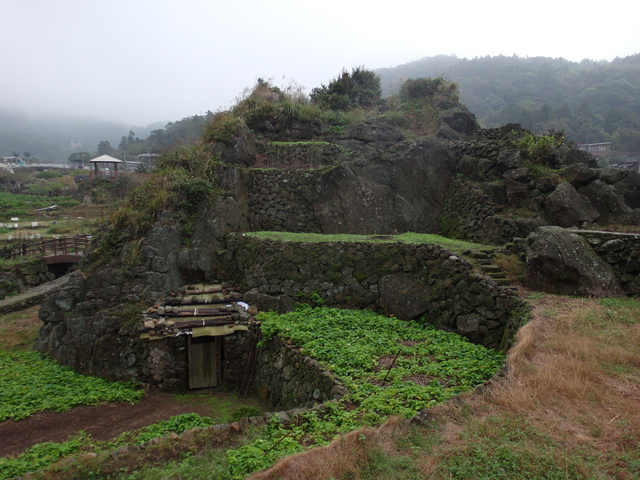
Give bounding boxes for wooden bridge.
[0,235,92,264]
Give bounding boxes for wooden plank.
[188,336,219,389]
[173,316,233,329]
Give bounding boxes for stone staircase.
[467,250,513,287]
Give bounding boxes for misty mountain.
[0,109,167,162]
[376,53,640,152]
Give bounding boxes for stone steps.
[470,253,514,288]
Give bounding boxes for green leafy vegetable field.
[0,350,143,422]
[225,307,504,478]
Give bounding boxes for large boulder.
[525,226,623,296]
[439,106,480,136]
[347,120,403,143]
[611,170,640,209]
[210,122,258,166]
[555,146,598,168]
[314,139,458,234]
[544,182,599,227]
[576,180,632,224]
[495,149,524,174]
[562,164,598,188]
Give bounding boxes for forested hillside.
[377,54,640,155]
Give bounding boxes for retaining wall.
[224,235,527,350]
[571,229,640,295]
[253,336,348,410]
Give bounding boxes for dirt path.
[0,392,248,457]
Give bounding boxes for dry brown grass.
[248,420,407,480]
[247,294,640,479]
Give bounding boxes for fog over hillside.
[0,109,164,162]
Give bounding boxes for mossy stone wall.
[224,235,527,350]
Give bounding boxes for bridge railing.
[0,235,92,260]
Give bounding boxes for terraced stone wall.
[248,169,322,232]
[570,229,640,295]
[223,235,527,350]
[253,336,348,410]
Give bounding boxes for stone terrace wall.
[248,169,322,232]
[571,229,640,295]
[438,177,544,245]
[253,336,348,410]
[0,259,58,299]
[222,235,527,349]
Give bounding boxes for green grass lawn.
[245,231,495,256]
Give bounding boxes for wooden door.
[188,336,219,389]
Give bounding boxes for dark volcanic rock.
[525,226,623,296]
[440,106,480,136]
[555,146,598,168]
[314,139,458,234]
[347,120,403,143]
[611,170,640,209]
[599,167,628,185]
[544,182,599,227]
[563,164,598,188]
[495,149,523,174]
[577,180,632,224]
[379,273,430,320]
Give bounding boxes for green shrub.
[512,130,568,164]
[399,77,460,109]
[310,67,382,111]
[202,112,248,144]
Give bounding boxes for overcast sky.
[2,0,639,127]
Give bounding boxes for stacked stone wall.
[253,336,347,410]
[225,235,526,349]
[0,259,57,299]
[570,229,640,295]
[438,177,546,245]
[248,169,323,232]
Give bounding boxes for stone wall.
[571,229,640,295]
[253,336,347,410]
[248,169,322,232]
[438,177,544,245]
[224,235,527,350]
[0,259,58,299]
[440,128,640,247]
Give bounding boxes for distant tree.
[603,107,640,134]
[11,151,19,158]
[118,130,141,151]
[311,67,382,111]
[96,140,115,156]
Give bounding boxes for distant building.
[137,153,161,165]
[577,142,611,154]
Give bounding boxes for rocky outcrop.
[437,106,480,140]
[440,127,640,244]
[525,226,623,296]
[0,259,57,300]
[313,139,458,234]
[346,120,403,143]
[569,229,640,295]
[544,182,600,227]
